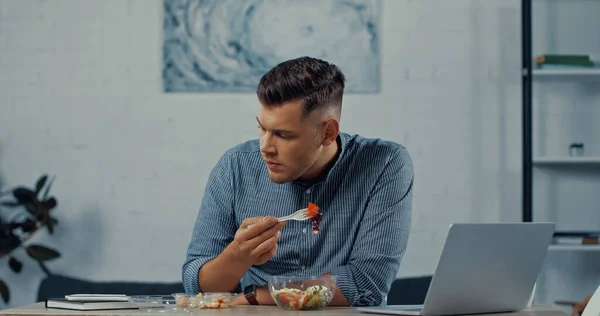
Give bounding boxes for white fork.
[247,208,309,229]
[277,208,309,222]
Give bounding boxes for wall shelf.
[548,244,600,251]
[533,157,600,165]
[533,68,600,78]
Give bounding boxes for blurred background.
[0,0,599,313]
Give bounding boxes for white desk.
[0,303,568,316]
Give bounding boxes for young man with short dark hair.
[182,56,414,307]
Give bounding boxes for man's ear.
[321,119,339,146]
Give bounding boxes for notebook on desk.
[45,298,138,311]
[358,223,555,316]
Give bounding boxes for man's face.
[257,100,324,183]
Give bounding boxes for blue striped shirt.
[182,132,413,306]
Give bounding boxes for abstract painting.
[162,0,380,93]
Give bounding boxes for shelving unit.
[521,0,600,311]
[521,0,600,243]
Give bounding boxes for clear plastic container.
[268,275,336,310]
[171,292,238,310]
[128,295,182,313]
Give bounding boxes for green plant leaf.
[20,219,36,233]
[42,176,55,200]
[0,201,20,207]
[8,257,22,273]
[0,279,9,303]
[46,218,54,234]
[12,187,36,204]
[26,244,60,261]
[0,235,22,258]
[35,175,48,195]
[41,197,57,211]
[22,202,37,216]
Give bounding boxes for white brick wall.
[0,0,596,310]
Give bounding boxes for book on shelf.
[534,54,595,68]
[535,64,599,70]
[552,232,600,245]
[45,298,138,311]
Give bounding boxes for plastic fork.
[246,208,309,229]
[277,208,309,222]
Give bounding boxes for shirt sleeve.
[331,146,414,306]
[181,153,238,293]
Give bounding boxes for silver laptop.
[358,222,555,316]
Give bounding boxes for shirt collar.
[293,131,349,187]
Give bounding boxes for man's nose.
[260,134,276,154]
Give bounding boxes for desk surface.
[0,303,567,316]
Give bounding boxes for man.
[182,56,414,307]
[571,294,593,316]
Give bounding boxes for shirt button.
[305,189,311,194]
[302,228,307,233]
[301,265,306,270]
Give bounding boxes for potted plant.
[0,174,60,304]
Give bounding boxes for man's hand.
[198,216,285,293]
[228,216,286,266]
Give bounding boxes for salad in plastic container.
[268,275,336,310]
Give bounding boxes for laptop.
[358,222,555,316]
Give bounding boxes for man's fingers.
[252,233,279,257]
[256,241,279,265]
[247,222,285,248]
[241,216,269,229]
[233,217,285,266]
[238,217,279,240]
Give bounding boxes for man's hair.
[257,56,346,115]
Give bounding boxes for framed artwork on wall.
[162,0,380,93]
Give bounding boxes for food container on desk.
[128,295,182,313]
[268,275,336,310]
[171,292,237,310]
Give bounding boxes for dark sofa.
[37,274,432,306]
[36,274,184,302]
